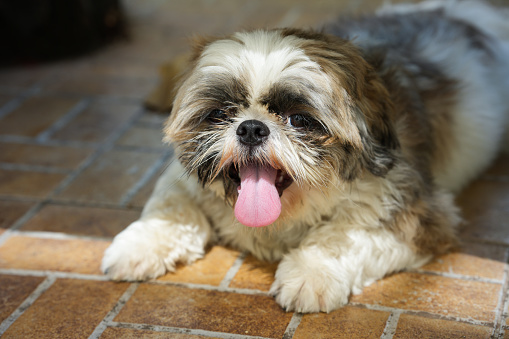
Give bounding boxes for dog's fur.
[102,0,509,313]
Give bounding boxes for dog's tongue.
[234,165,281,227]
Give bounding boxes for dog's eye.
[288,114,309,128]
[207,109,229,124]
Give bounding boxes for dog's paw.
[269,250,351,313]
[101,219,207,281]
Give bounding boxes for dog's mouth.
[228,165,293,196]
[227,164,293,228]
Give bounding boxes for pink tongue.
[234,165,281,227]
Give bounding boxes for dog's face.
[165,29,399,227]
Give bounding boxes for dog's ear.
[356,72,400,177]
[299,33,399,178]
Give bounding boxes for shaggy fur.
[102,0,509,313]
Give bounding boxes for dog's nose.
[236,119,270,146]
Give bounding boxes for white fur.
[101,162,212,280]
[102,0,509,313]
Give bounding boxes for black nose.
[236,119,270,146]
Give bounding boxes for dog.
[102,0,509,313]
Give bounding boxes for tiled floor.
[0,0,509,338]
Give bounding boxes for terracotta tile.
[294,306,389,339]
[459,240,508,262]
[0,94,15,107]
[421,252,506,281]
[125,173,158,208]
[150,2,243,34]
[0,236,110,274]
[136,111,168,126]
[42,72,157,99]
[394,314,491,339]
[55,149,161,204]
[92,35,186,64]
[0,170,66,198]
[0,199,33,228]
[101,328,214,338]
[3,279,128,338]
[50,101,140,143]
[229,254,278,291]
[115,284,293,338]
[157,246,239,286]
[116,125,165,149]
[0,142,93,169]
[351,272,500,322]
[0,275,44,323]
[20,204,139,238]
[0,66,51,90]
[86,60,159,79]
[0,97,79,137]
[457,180,509,244]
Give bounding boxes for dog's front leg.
[102,161,212,281]
[270,225,429,313]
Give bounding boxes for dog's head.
[165,28,399,227]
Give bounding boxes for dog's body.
[102,1,509,313]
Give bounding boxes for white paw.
[269,249,351,313]
[101,219,208,281]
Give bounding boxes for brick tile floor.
[0,0,508,338]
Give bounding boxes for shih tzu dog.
[102,0,509,313]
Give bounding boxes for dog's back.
[327,0,509,193]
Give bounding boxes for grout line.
[0,163,72,174]
[0,195,144,213]
[459,236,509,248]
[109,321,274,339]
[0,86,39,120]
[0,229,14,247]
[0,266,269,297]
[499,248,509,339]
[44,198,144,211]
[36,98,90,142]
[6,229,114,242]
[46,106,146,199]
[147,279,270,296]
[350,302,495,328]
[3,89,145,104]
[491,259,509,338]
[380,310,402,339]
[114,144,168,153]
[415,269,503,285]
[282,312,303,339]
[0,269,110,281]
[0,105,147,239]
[0,202,46,244]
[218,252,247,289]
[0,135,170,152]
[495,290,509,339]
[118,149,173,207]
[135,120,167,129]
[88,283,140,339]
[0,96,25,120]
[0,263,503,331]
[0,276,56,336]
[0,134,100,148]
